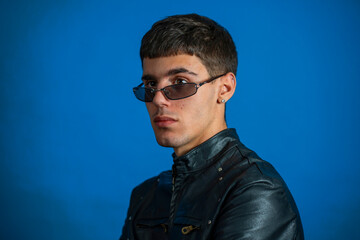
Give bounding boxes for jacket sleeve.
[119,176,159,240]
[213,179,304,240]
[119,191,133,240]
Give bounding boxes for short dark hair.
[140,14,238,77]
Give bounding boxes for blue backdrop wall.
[1,0,359,239]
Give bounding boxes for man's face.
[142,54,227,156]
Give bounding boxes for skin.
[142,54,236,156]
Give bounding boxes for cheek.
[176,100,194,112]
[145,104,155,116]
[177,99,204,118]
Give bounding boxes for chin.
[154,131,181,148]
[155,137,175,148]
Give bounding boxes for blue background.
[1,0,359,239]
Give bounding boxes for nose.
[152,88,170,107]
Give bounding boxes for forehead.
[142,54,209,77]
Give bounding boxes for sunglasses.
[133,73,226,102]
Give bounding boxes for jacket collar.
[172,128,239,174]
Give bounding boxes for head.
[138,14,237,156]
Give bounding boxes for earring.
[221,99,226,103]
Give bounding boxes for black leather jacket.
[120,129,304,239]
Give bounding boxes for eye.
[144,80,157,88]
[174,78,188,85]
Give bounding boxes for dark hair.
[140,14,238,77]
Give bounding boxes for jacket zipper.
[172,164,176,191]
[169,164,178,226]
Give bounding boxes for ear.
[217,72,236,103]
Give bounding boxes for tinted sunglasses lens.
[134,87,154,102]
[166,84,196,100]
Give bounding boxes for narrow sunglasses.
[133,73,226,102]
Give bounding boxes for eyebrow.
[141,67,198,81]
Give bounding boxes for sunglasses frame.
[133,73,227,102]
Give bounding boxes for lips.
[153,116,177,127]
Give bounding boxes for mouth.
[153,116,177,128]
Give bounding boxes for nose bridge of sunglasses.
[151,88,168,101]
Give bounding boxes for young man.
[120,14,304,240]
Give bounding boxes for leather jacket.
[120,128,304,239]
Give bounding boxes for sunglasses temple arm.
[198,73,227,87]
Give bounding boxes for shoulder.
[220,138,301,218]
[216,141,304,239]
[223,149,293,208]
[129,170,172,203]
[227,139,288,188]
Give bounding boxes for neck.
[174,123,227,157]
